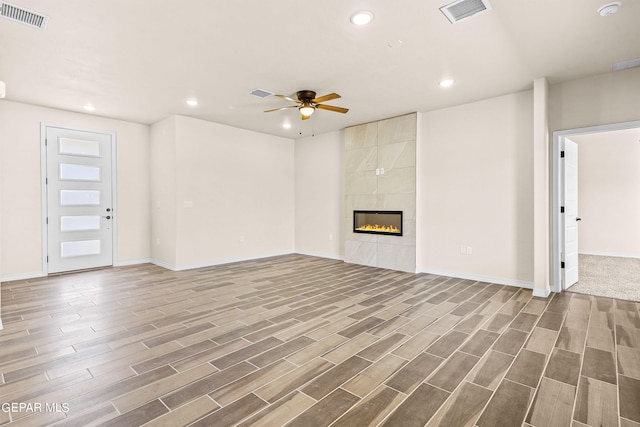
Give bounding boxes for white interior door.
[563,138,579,289]
[46,127,114,273]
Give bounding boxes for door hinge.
[561,151,565,158]
[561,261,565,269]
[561,206,565,213]
[46,217,48,224]
[46,255,49,262]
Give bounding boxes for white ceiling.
[1,0,638,138]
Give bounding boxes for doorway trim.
[552,119,640,292]
[40,123,118,276]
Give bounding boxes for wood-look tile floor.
[1,254,639,426]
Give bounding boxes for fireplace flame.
[356,224,401,233]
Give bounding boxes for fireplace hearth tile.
[345,240,377,267]
[378,244,416,273]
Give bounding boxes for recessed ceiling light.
[83,104,96,111]
[350,11,373,25]
[282,122,292,129]
[186,98,198,107]
[438,79,455,88]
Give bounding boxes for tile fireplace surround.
[344,113,417,272]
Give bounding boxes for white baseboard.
[532,286,552,298]
[294,250,344,261]
[0,271,46,283]
[417,267,534,290]
[1,259,151,282]
[151,251,296,272]
[149,258,178,271]
[114,258,152,267]
[0,318,3,331]
[579,251,640,259]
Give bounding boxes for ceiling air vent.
[612,57,640,72]
[0,1,48,30]
[249,88,273,99]
[440,0,492,23]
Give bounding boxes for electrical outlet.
[467,246,473,255]
[460,245,466,254]
[329,234,333,241]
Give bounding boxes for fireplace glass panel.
[353,210,403,236]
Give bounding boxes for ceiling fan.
[265,90,349,120]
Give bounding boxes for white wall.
[0,100,150,280]
[150,115,295,270]
[417,91,534,286]
[532,78,550,297]
[0,119,3,328]
[550,68,640,132]
[574,131,640,257]
[294,131,344,260]
[150,116,178,267]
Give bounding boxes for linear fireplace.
[353,210,403,236]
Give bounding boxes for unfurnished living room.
[1,1,639,426]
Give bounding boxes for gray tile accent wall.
[344,113,417,272]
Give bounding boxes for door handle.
[102,216,111,220]
[576,217,582,222]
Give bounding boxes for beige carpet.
[568,254,640,302]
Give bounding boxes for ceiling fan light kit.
[265,90,349,120]
[299,105,315,117]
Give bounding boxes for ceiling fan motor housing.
[297,90,317,102]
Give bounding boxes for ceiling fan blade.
[312,93,341,103]
[275,94,300,103]
[264,105,297,113]
[316,104,349,114]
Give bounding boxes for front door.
[563,138,579,289]
[45,126,114,273]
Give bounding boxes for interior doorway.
[552,119,640,294]
[42,125,117,274]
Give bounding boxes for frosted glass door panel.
[60,216,101,232]
[59,138,101,157]
[47,126,113,273]
[61,240,101,257]
[60,164,101,181]
[60,190,101,206]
